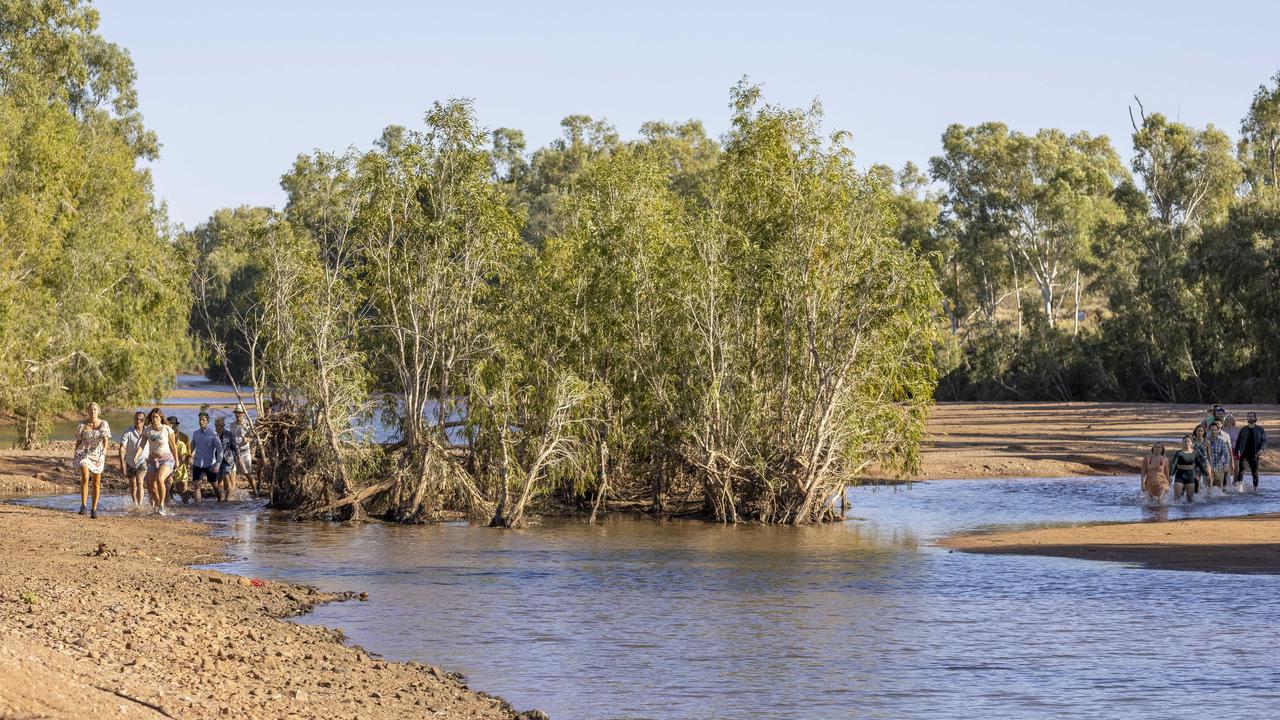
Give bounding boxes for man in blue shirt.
[189,412,222,503]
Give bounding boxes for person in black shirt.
[1170,435,1208,502]
[1235,412,1268,492]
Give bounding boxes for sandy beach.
[0,503,536,720]
[940,514,1280,574]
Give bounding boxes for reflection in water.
[15,476,1280,719]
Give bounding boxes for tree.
[681,83,942,523]
[930,122,1125,330]
[0,0,184,446]
[355,100,522,522]
[1240,71,1280,190]
[1090,108,1242,400]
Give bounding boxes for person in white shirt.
[230,407,254,490]
[118,411,149,506]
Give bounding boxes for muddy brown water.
[15,477,1280,719]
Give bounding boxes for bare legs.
[77,466,101,517]
[130,468,145,506]
[78,465,89,514]
[90,472,101,516]
[146,464,174,513]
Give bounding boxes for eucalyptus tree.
[636,119,720,201]
[930,123,1125,331]
[1240,71,1280,191]
[1092,109,1242,400]
[517,114,620,244]
[528,145,694,517]
[185,206,273,384]
[354,100,522,522]
[0,0,184,445]
[683,84,942,524]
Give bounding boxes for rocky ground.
[0,503,542,719]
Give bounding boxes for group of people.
[71,404,254,518]
[1141,405,1268,503]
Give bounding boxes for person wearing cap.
[166,416,193,503]
[189,412,222,503]
[230,407,254,489]
[1200,405,1225,432]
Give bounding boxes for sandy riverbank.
[910,401,1280,479]
[913,402,1280,574]
[0,503,540,720]
[941,514,1280,574]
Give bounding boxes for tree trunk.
[1073,269,1081,337]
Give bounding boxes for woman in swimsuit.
[139,407,180,514]
[1191,424,1212,496]
[1170,435,1208,502]
[72,402,111,518]
[1140,443,1169,502]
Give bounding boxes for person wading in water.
[72,402,111,518]
[189,411,222,504]
[118,411,149,507]
[140,408,179,514]
[214,416,237,502]
[1171,435,1208,503]
[1235,412,1268,492]
[1208,420,1234,495]
[1191,425,1211,498]
[1140,443,1169,503]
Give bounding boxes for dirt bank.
[0,442,96,495]
[0,503,539,719]
[941,514,1280,574]
[909,401,1280,480]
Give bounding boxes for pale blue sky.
[97,0,1279,229]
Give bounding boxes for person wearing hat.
[230,407,254,490]
[189,411,222,503]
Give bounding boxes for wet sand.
[941,513,1280,574]
[0,503,534,720]
[909,401,1279,479]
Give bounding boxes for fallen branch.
[295,478,396,520]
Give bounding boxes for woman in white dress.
[72,402,111,519]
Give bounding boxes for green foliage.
[1241,72,1280,191]
[0,0,185,446]
[930,122,1125,327]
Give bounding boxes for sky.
[96,0,1280,229]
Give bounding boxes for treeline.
[911,83,1280,403]
[0,1,189,447]
[188,88,941,526]
[9,0,1280,525]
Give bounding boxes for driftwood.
[295,479,396,520]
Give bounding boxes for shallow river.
[17,477,1280,719]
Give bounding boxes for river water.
[15,477,1280,719]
